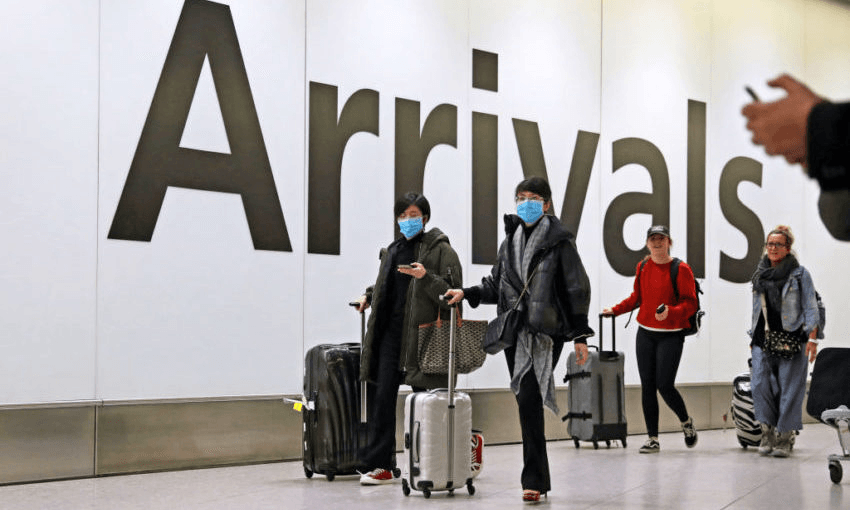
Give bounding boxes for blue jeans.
[751,345,809,433]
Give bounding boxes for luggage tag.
[283,397,314,412]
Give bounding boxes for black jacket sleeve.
[807,101,850,191]
[558,235,593,343]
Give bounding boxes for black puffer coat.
[464,214,592,344]
[360,227,462,389]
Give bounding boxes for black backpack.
[634,257,704,336]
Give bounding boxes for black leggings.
[635,328,689,437]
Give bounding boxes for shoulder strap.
[636,258,649,302]
[625,259,649,328]
[670,257,681,301]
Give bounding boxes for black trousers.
[361,323,425,470]
[504,340,565,493]
[635,327,689,437]
[361,325,404,470]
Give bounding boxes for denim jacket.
[748,265,824,340]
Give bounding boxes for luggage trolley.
[806,347,850,484]
[821,406,850,484]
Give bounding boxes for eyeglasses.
[515,195,544,204]
[766,242,787,249]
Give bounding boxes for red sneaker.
[359,468,395,485]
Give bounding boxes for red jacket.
[612,258,698,331]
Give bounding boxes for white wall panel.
[2,0,850,404]
[97,0,306,399]
[601,0,713,384]
[303,0,470,353]
[0,1,99,403]
[707,0,807,383]
[462,0,603,389]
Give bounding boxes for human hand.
[444,289,464,305]
[398,261,426,279]
[352,296,369,313]
[654,305,669,322]
[575,343,589,366]
[806,341,818,363]
[741,74,824,166]
[601,307,614,317]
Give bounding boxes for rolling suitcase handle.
[439,293,458,486]
[598,313,616,351]
[349,301,368,424]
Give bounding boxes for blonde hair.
[764,225,795,256]
[767,225,794,247]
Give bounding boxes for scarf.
[509,217,559,414]
[752,254,799,312]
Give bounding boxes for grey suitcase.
[562,313,627,448]
[402,302,475,498]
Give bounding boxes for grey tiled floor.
[1,425,847,509]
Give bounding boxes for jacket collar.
[387,227,448,253]
[503,214,572,253]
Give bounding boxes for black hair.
[515,177,552,203]
[394,192,431,220]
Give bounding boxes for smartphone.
[397,264,413,270]
[656,304,666,314]
[745,86,760,102]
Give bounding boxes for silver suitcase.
[402,303,475,498]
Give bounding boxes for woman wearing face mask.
[602,225,699,454]
[444,177,592,503]
[353,192,462,485]
[748,225,821,458]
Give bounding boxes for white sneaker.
[639,437,660,454]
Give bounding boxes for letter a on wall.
[108,0,291,251]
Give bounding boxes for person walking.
[748,225,821,457]
[602,225,699,454]
[445,177,593,503]
[353,192,462,484]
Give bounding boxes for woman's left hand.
[654,307,669,322]
[398,261,427,279]
[806,340,818,363]
[574,343,589,366]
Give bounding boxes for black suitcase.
[301,305,369,481]
[562,314,628,449]
[807,347,850,422]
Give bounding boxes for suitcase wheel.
[622,437,627,448]
[592,440,599,450]
[573,438,580,449]
[829,460,843,484]
[402,479,411,496]
[326,472,335,482]
[304,467,313,479]
[423,487,431,498]
[392,467,401,478]
[605,440,611,448]
[467,480,475,495]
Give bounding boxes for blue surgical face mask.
[516,199,544,224]
[398,216,424,239]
